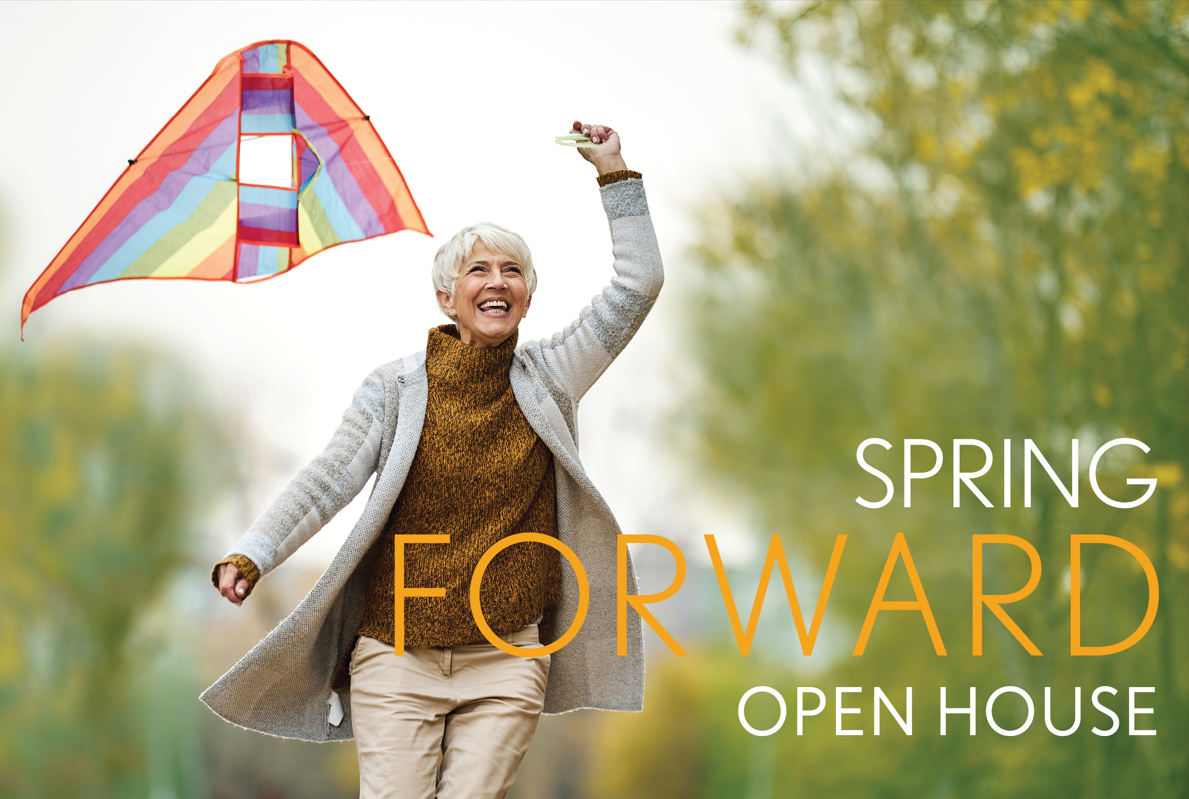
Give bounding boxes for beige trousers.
[349,625,550,799]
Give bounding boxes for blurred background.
[2,1,1187,797]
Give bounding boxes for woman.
[205,122,662,798]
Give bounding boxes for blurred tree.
[0,345,236,797]
[600,1,1189,797]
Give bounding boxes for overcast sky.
[1,1,837,571]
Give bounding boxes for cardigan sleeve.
[210,369,387,582]
[520,176,663,402]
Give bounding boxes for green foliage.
[0,345,235,797]
[643,1,1189,796]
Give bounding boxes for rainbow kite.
[21,40,429,336]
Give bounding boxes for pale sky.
[1,1,839,574]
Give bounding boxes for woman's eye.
[507,267,522,274]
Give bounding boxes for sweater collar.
[425,324,517,390]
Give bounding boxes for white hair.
[431,222,536,318]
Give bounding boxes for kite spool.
[555,134,599,148]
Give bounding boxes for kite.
[21,39,429,337]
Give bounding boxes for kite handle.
[555,134,599,149]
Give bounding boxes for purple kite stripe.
[62,113,240,292]
[299,141,320,188]
[243,89,293,115]
[237,242,260,278]
[294,102,385,238]
[239,202,297,232]
[242,49,260,75]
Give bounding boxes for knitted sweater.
[354,324,561,649]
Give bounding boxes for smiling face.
[436,239,532,348]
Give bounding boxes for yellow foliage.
[1139,266,1165,291]
[0,610,19,680]
[1136,462,1184,487]
[1067,0,1094,21]
[1066,60,1116,113]
[1011,146,1045,196]
[1025,1,1064,25]
[943,138,976,172]
[46,432,80,502]
[914,130,938,162]
[1067,81,1095,112]
[1125,0,1151,19]
[1170,540,1189,571]
[331,743,360,790]
[1040,72,1059,101]
[1086,59,1117,93]
[1128,140,1170,183]
[1053,124,1077,145]
[1042,149,1071,184]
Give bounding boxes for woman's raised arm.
[519,122,663,402]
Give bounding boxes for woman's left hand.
[570,120,628,175]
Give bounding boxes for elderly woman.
[204,122,662,798]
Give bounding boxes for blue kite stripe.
[242,114,295,134]
[239,185,298,207]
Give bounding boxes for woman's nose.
[487,271,506,288]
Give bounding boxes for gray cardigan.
[200,178,663,742]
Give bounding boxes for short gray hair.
[431,222,537,317]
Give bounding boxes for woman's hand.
[571,120,629,175]
[217,562,252,606]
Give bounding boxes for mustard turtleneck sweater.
[354,324,561,648]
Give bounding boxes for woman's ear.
[436,289,456,318]
[523,294,532,318]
